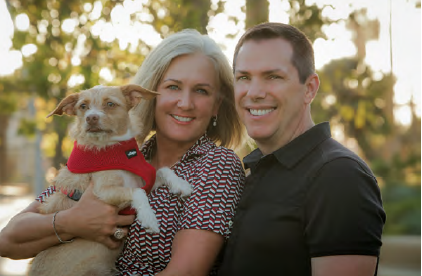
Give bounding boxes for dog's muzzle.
[114,228,125,240]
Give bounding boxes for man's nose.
[247,79,266,100]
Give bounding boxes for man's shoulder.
[316,137,374,176]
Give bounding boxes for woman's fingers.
[117,214,136,227]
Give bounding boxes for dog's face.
[47,84,159,144]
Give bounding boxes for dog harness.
[63,138,156,215]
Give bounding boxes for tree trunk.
[180,0,211,33]
[0,115,10,184]
[245,0,269,29]
[52,118,68,169]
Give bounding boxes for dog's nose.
[86,114,99,125]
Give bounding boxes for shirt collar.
[141,133,215,163]
[244,122,331,170]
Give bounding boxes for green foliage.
[6,0,154,168]
[147,0,213,34]
[288,0,328,41]
[17,118,37,137]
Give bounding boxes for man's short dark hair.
[233,22,315,84]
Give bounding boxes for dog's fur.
[28,84,192,276]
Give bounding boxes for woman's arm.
[0,184,135,259]
[0,201,61,259]
[157,229,224,276]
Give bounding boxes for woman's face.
[154,53,220,147]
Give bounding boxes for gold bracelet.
[52,211,74,244]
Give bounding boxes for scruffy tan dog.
[28,84,192,276]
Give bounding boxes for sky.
[0,0,420,126]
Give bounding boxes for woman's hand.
[58,183,135,249]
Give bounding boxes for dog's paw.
[140,211,160,233]
[143,219,160,234]
[156,167,193,198]
[171,178,193,198]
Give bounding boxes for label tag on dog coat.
[125,149,137,159]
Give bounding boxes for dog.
[28,84,192,276]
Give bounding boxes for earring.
[213,115,218,127]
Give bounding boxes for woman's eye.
[107,102,115,107]
[237,76,248,81]
[269,75,281,80]
[168,85,179,90]
[196,88,208,95]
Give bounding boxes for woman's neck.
[150,134,197,169]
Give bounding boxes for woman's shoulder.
[202,144,242,165]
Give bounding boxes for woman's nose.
[177,90,194,110]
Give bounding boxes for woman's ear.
[304,73,320,104]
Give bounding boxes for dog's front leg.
[131,188,159,233]
[155,167,193,198]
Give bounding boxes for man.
[219,22,386,276]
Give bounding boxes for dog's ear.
[46,93,80,118]
[121,84,160,107]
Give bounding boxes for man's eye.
[269,75,281,79]
[237,76,248,80]
[107,102,115,107]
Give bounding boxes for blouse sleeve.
[35,186,57,203]
[179,147,245,239]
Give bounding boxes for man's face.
[234,38,310,153]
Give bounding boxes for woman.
[0,29,245,275]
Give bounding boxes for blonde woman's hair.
[131,29,244,150]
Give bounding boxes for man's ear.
[121,84,161,107]
[304,73,320,104]
[46,93,80,118]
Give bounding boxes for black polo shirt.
[219,122,386,276]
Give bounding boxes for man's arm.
[312,255,378,276]
[306,157,385,275]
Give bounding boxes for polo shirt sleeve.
[305,157,386,257]
[35,186,57,203]
[179,148,245,239]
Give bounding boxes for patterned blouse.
[36,134,245,275]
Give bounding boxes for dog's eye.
[107,102,115,107]
[80,104,87,110]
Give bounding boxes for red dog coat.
[65,138,156,215]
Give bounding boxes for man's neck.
[258,118,315,156]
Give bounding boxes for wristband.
[52,211,74,244]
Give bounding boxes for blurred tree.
[147,0,219,34]
[4,0,217,172]
[6,0,144,168]
[287,0,327,42]
[245,0,269,28]
[0,79,20,183]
